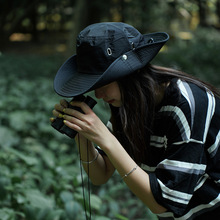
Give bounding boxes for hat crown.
[54,22,169,97]
[76,22,145,75]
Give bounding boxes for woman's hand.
[51,99,68,120]
[61,101,113,149]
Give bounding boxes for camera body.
[51,95,97,138]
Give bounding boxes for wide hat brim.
[54,32,169,97]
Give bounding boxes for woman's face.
[94,82,122,107]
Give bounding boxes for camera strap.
[79,139,92,220]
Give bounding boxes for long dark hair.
[111,64,220,163]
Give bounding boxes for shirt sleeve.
[149,141,206,216]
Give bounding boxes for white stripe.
[194,174,209,191]
[215,179,220,185]
[177,80,196,128]
[177,80,192,110]
[157,194,220,220]
[151,135,164,143]
[140,163,156,172]
[158,179,192,205]
[159,159,206,172]
[159,106,191,140]
[173,138,204,145]
[203,91,215,142]
[150,142,164,148]
[150,135,165,148]
[207,130,220,157]
[181,194,220,220]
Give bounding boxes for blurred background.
[0,0,220,220]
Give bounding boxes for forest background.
[0,0,220,219]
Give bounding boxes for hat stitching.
[54,23,169,97]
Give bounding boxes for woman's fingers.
[52,99,69,117]
[63,119,82,132]
[53,99,98,136]
[50,117,55,122]
[63,104,97,132]
[52,109,64,118]
[62,101,93,119]
[60,99,68,108]
[70,101,93,114]
[63,113,88,130]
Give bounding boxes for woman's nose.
[95,88,104,99]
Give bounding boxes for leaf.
[9,110,33,131]
[45,209,64,220]
[24,205,38,220]
[60,191,73,203]
[90,194,102,211]
[15,193,26,204]
[24,189,54,209]
[36,208,63,220]
[0,208,15,220]
[114,214,129,220]
[6,148,38,166]
[0,127,20,148]
[65,200,82,220]
[0,177,11,199]
[95,216,112,220]
[109,200,120,215]
[41,149,56,168]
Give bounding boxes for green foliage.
[0,27,219,219]
[154,28,220,88]
[0,53,154,219]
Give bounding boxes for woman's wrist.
[76,136,98,162]
[80,148,99,164]
[99,134,119,155]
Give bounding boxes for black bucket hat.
[54,22,169,97]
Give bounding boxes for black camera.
[51,95,97,138]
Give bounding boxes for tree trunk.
[66,0,88,56]
[0,0,39,43]
[67,0,103,56]
[217,0,220,25]
[197,0,208,27]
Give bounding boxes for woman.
[51,22,220,219]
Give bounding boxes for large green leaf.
[0,208,15,220]
[60,190,74,203]
[65,200,82,220]
[90,194,102,211]
[8,110,33,132]
[0,127,20,148]
[6,148,38,166]
[24,189,54,209]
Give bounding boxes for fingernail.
[58,113,63,118]
[63,108,66,113]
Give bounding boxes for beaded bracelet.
[80,149,99,164]
[122,165,138,180]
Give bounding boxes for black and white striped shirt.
[143,79,220,219]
